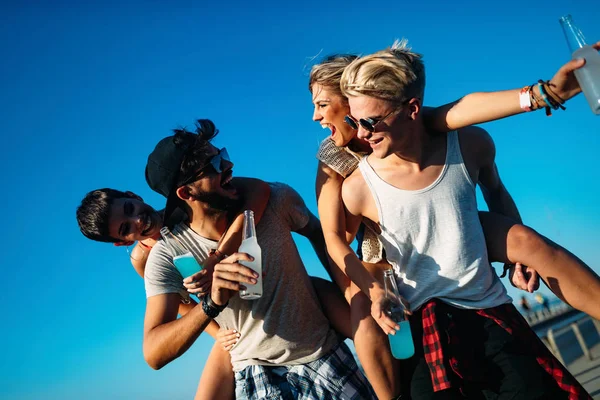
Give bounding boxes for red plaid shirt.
[416,299,590,399]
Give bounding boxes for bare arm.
[338,172,386,299]
[461,127,539,291]
[466,126,522,223]
[217,178,271,256]
[177,299,221,338]
[194,342,235,400]
[423,55,598,132]
[127,241,154,278]
[316,162,371,296]
[143,294,213,370]
[295,211,334,279]
[423,89,524,132]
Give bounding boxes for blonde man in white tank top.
[337,42,590,399]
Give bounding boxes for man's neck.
[187,207,231,241]
[386,124,435,170]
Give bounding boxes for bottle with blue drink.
[559,14,600,115]
[383,269,414,359]
[160,226,203,279]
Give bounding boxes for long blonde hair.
[308,54,358,99]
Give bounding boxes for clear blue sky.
[1,1,598,399]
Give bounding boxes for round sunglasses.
[344,108,400,133]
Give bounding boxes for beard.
[190,190,243,218]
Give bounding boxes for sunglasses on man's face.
[203,147,230,174]
[182,148,230,185]
[344,107,400,133]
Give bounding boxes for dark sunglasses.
[182,148,230,185]
[344,108,400,133]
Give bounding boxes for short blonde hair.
[308,54,358,98]
[340,39,425,104]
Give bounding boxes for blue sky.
[1,1,598,399]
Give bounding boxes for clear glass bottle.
[383,269,414,359]
[559,14,600,115]
[238,210,263,300]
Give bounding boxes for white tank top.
[358,132,511,311]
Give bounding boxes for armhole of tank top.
[452,131,476,189]
[358,157,385,227]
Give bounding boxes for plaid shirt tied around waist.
[416,299,590,399]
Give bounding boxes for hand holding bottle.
[211,252,259,306]
[370,284,411,335]
[559,15,600,114]
[381,269,415,359]
[547,41,600,102]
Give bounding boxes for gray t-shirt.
[144,182,339,371]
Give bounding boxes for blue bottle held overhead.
[383,269,414,359]
[559,14,600,115]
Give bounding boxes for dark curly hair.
[172,119,220,186]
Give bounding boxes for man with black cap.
[142,119,375,399]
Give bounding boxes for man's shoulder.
[265,182,302,202]
[342,164,367,192]
[145,238,172,271]
[147,238,168,259]
[341,165,368,213]
[456,126,495,166]
[456,126,494,149]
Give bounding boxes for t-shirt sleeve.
[270,183,311,232]
[144,241,190,302]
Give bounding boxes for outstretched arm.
[423,52,599,132]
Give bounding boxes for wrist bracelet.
[539,80,566,111]
[537,83,553,116]
[209,248,227,260]
[519,86,532,112]
[201,293,228,319]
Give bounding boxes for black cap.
[145,134,193,223]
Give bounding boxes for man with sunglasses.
[334,43,589,399]
[142,119,375,399]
